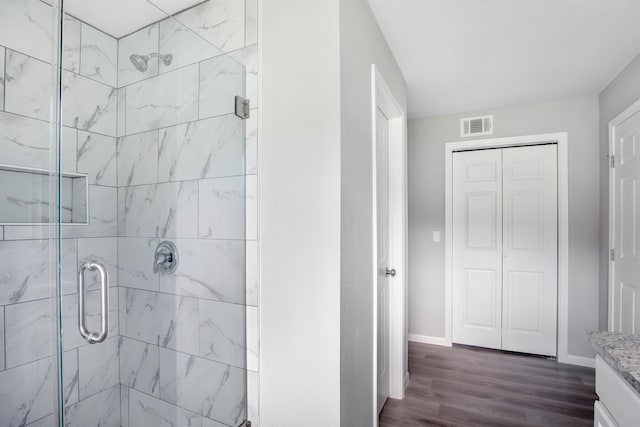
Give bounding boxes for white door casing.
[376,107,391,413]
[445,133,572,364]
[452,149,503,350]
[372,65,408,426]
[452,145,558,356]
[611,105,640,334]
[501,145,557,356]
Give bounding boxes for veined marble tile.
[0,306,4,370]
[0,169,71,223]
[117,130,158,187]
[77,131,117,186]
[245,0,258,46]
[0,357,54,426]
[118,187,126,236]
[78,336,119,399]
[246,306,258,372]
[46,186,118,239]
[159,239,245,304]
[80,24,117,87]
[61,126,78,172]
[246,174,258,240]
[120,385,129,427]
[129,388,202,427]
[0,0,54,63]
[116,87,126,137]
[159,348,246,426]
[118,237,159,291]
[61,287,119,351]
[246,240,258,307]
[5,50,52,121]
[198,176,245,240]
[201,417,226,427]
[199,54,245,120]
[63,14,81,73]
[245,111,258,174]
[65,384,120,427]
[59,185,117,238]
[125,181,198,238]
[125,64,199,135]
[119,24,159,87]
[62,71,117,136]
[119,337,160,397]
[4,298,51,369]
[199,299,246,369]
[0,239,76,304]
[228,44,258,106]
[158,114,244,182]
[0,111,75,171]
[0,46,5,110]
[122,288,199,354]
[63,348,79,406]
[158,17,223,74]
[168,0,244,54]
[77,237,118,291]
[26,414,55,427]
[0,111,49,168]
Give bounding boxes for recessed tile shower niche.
[0,164,88,225]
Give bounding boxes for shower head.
[129,53,173,73]
[130,54,149,72]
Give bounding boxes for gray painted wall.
[408,95,600,358]
[599,52,640,330]
[339,0,407,425]
[261,1,342,425]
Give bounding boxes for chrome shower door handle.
[78,261,109,344]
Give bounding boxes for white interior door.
[612,109,640,334]
[376,107,390,413]
[452,149,503,350]
[501,145,558,356]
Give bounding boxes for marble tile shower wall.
[0,0,260,425]
[114,1,259,425]
[0,0,120,426]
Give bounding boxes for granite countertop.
[587,330,640,394]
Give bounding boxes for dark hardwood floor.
[379,342,596,427]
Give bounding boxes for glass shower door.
[55,1,249,426]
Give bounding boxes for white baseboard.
[408,334,451,347]
[564,354,596,368]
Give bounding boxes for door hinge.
[238,421,252,427]
[235,96,250,120]
[611,248,615,261]
[611,155,615,168]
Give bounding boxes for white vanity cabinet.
[594,355,640,427]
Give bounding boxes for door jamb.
[371,65,408,424]
[444,133,570,363]
[608,97,640,331]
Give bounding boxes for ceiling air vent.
[460,115,493,137]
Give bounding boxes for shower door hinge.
[235,96,250,120]
[238,421,252,427]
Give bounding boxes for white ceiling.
[367,0,640,118]
[62,0,204,38]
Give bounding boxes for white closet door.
[501,145,557,356]
[453,149,503,349]
[613,109,640,334]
